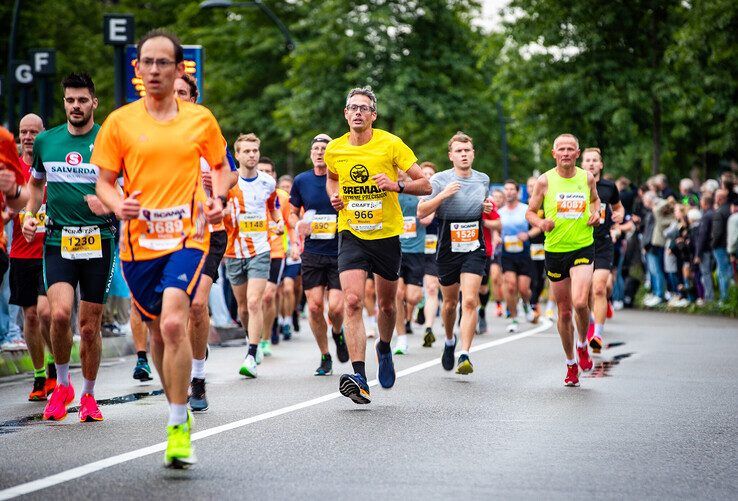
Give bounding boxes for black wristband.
[217,195,227,206]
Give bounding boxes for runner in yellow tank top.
[526,134,600,388]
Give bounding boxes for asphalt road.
[0,308,736,500]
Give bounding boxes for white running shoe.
[506,320,519,333]
[239,354,258,378]
[255,342,264,365]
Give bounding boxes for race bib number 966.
[347,200,383,231]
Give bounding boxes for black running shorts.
[338,230,400,281]
[400,253,424,287]
[544,244,595,283]
[302,252,341,291]
[593,236,614,271]
[9,258,46,307]
[43,240,115,304]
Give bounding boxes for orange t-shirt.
[91,99,225,261]
[269,189,292,258]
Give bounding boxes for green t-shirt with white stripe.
[31,123,115,246]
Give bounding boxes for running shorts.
[269,258,285,284]
[302,252,341,291]
[338,230,400,281]
[544,244,595,282]
[437,247,487,287]
[399,253,424,287]
[9,258,46,307]
[224,252,270,285]
[593,236,614,271]
[501,252,533,277]
[43,241,115,304]
[424,254,438,277]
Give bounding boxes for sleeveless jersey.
[542,167,593,252]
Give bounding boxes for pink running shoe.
[79,393,104,422]
[577,344,593,372]
[43,379,75,421]
[564,363,580,387]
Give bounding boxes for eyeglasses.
[138,58,176,69]
[346,104,375,113]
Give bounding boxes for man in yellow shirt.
[325,87,431,404]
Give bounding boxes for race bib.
[401,216,417,239]
[556,193,586,220]
[239,212,268,238]
[347,200,383,231]
[503,235,524,253]
[530,243,545,261]
[310,214,337,240]
[599,206,606,225]
[424,234,438,254]
[450,221,480,253]
[139,205,189,251]
[61,226,102,260]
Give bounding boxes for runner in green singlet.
[526,133,600,388]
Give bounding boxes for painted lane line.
[0,319,552,500]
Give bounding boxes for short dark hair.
[61,72,95,96]
[258,156,275,169]
[179,73,199,101]
[137,28,184,63]
[504,179,519,191]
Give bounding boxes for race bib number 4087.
[556,193,586,219]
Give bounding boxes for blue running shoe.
[133,358,153,381]
[375,341,396,389]
[441,336,456,371]
[339,373,371,404]
[281,323,292,341]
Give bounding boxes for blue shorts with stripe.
[121,248,205,320]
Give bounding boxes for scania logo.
[66,152,82,166]
[349,164,369,183]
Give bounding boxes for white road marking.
[0,320,552,500]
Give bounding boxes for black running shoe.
[416,306,426,325]
[314,354,333,376]
[339,373,371,404]
[188,378,209,412]
[423,327,436,348]
[47,363,57,380]
[270,320,280,345]
[333,329,349,363]
[441,336,456,371]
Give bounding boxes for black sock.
[137,351,147,361]
[248,343,258,357]
[377,340,391,354]
[479,291,490,308]
[352,361,366,379]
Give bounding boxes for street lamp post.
[5,0,21,132]
[200,0,295,51]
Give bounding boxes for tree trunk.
[651,96,661,175]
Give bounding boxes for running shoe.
[530,304,540,324]
[259,339,272,357]
[455,354,474,375]
[589,334,603,354]
[333,329,349,363]
[314,355,333,376]
[606,301,614,319]
[586,322,595,343]
[270,321,280,345]
[441,337,457,371]
[133,358,153,382]
[28,377,47,401]
[477,314,487,335]
[393,340,408,355]
[255,342,264,365]
[339,373,371,404]
[423,327,435,348]
[545,307,555,319]
[79,393,104,422]
[416,306,426,325]
[189,377,209,412]
[495,303,504,317]
[281,323,293,341]
[165,411,196,469]
[43,378,75,421]
[44,377,56,396]
[376,342,396,389]
[239,354,258,378]
[564,363,580,387]
[577,344,593,372]
[506,319,519,333]
[404,321,413,335]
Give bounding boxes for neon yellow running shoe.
[165,411,196,469]
[455,354,474,375]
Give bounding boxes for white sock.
[576,340,587,348]
[368,315,376,327]
[396,334,407,346]
[192,358,206,379]
[594,324,604,338]
[459,350,469,357]
[546,299,555,310]
[82,378,95,396]
[279,316,288,326]
[445,337,456,346]
[168,403,188,426]
[566,358,577,365]
[56,363,70,385]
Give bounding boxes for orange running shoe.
[43,379,75,421]
[564,363,580,387]
[44,377,57,396]
[28,377,47,401]
[590,334,603,354]
[79,393,104,422]
[577,344,593,372]
[606,301,614,319]
[495,303,503,317]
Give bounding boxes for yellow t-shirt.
[324,129,417,240]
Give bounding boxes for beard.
[67,110,92,127]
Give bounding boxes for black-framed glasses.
[139,58,176,69]
[346,104,375,113]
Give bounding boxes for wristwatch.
[397,181,405,193]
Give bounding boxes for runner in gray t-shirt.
[418,132,497,376]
